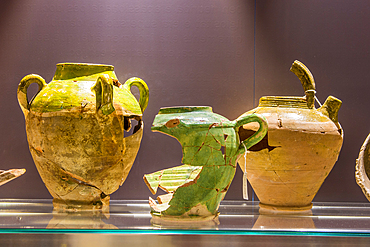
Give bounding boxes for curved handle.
[122,77,149,113]
[17,74,47,113]
[234,114,268,155]
[290,60,316,109]
[92,74,115,115]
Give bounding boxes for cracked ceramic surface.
[17,63,149,210]
[144,106,267,221]
[238,60,343,212]
[0,169,26,187]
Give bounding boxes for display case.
[0,0,370,246]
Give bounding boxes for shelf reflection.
[253,214,316,230]
[150,215,220,230]
[47,209,117,229]
[1,199,370,236]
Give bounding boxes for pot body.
[238,96,343,211]
[18,63,149,209]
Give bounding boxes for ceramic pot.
[238,60,343,212]
[355,134,370,201]
[18,63,149,209]
[144,106,268,222]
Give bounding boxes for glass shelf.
[1,199,370,237]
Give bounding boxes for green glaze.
[144,164,203,194]
[144,106,268,220]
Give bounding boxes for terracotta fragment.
[144,106,268,222]
[238,60,343,212]
[17,63,149,210]
[0,169,26,187]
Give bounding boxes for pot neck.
[53,63,114,80]
[258,96,310,109]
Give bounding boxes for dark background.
[0,0,369,203]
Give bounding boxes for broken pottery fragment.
[355,134,370,201]
[17,63,149,210]
[144,106,267,222]
[0,169,26,187]
[238,60,343,213]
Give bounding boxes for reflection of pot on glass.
[253,212,316,230]
[238,60,343,213]
[144,106,267,224]
[151,217,220,229]
[17,63,149,210]
[0,169,26,187]
[47,210,117,229]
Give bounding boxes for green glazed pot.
[18,63,149,210]
[144,106,268,222]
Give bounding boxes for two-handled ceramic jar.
[18,63,149,210]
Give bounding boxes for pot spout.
[318,96,342,123]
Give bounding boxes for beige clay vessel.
[238,60,343,212]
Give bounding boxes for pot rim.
[53,62,115,80]
[158,106,213,114]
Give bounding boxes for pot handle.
[17,74,47,113]
[122,77,149,113]
[92,74,115,115]
[290,60,316,109]
[234,113,268,155]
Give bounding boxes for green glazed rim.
[158,106,213,114]
[53,63,115,80]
